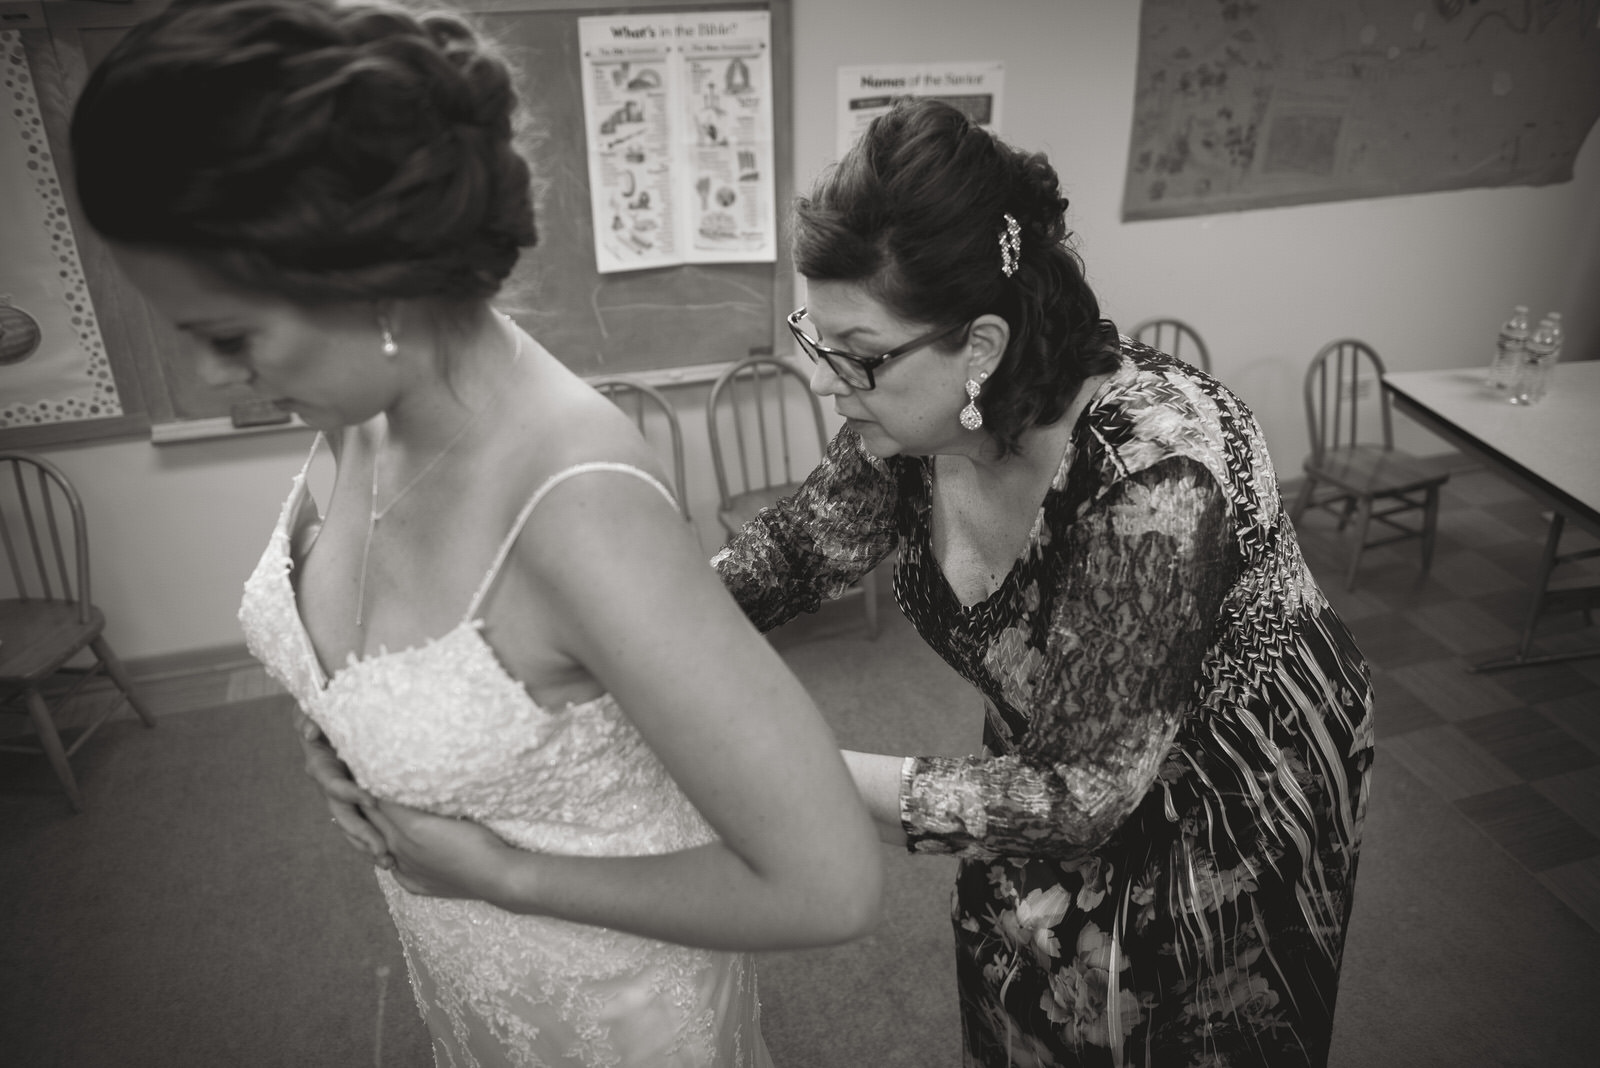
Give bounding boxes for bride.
[70,2,882,1064]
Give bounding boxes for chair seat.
[1,451,155,810]
[1303,445,1449,497]
[0,600,104,682]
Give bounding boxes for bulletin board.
[1121,0,1600,221]
[481,0,791,380]
[0,0,791,448]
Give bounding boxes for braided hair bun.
[72,0,537,304]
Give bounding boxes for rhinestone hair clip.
[998,213,1021,277]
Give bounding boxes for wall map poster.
[1122,0,1600,221]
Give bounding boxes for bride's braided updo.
[72,0,536,305]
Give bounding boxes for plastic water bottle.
[1511,313,1561,405]
[1488,304,1530,390]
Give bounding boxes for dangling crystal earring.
[959,370,989,431]
[378,316,398,357]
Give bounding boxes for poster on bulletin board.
[577,9,776,274]
[835,60,1005,158]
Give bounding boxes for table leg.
[1473,512,1600,671]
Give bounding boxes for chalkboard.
[3,0,789,446]
[480,0,792,380]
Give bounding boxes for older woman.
[713,98,1374,1067]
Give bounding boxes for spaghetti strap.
[298,431,327,479]
[463,461,678,621]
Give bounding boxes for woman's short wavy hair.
[793,99,1120,455]
[71,0,537,307]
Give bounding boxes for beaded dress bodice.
[239,448,768,1068]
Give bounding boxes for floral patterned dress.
[715,340,1374,1068]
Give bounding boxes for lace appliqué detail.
[239,454,770,1067]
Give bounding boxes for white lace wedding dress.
[239,444,773,1067]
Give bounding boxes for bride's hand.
[294,711,389,866]
[365,800,517,903]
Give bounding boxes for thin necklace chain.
[369,412,479,524]
[355,326,524,628]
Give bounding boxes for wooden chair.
[0,452,155,810]
[589,375,692,524]
[706,357,879,637]
[1130,317,1211,374]
[1289,340,1450,590]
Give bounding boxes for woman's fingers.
[388,870,426,895]
[338,826,375,854]
[298,714,391,868]
[336,816,393,867]
[298,729,376,808]
[364,800,401,841]
[360,804,480,899]
[329,799,389,857]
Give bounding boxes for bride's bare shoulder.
[492,345,670,494]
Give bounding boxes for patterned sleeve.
[901,455,1240,860]
[713,425,901,633]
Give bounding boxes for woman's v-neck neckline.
[923,445,1067,615]
[922,366,1118,615]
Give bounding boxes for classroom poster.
[835,61,1005,158]
[577,11,776,274]
[0,31,122,431]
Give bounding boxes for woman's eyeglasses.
[786,306,969,390]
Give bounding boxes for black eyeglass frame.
[786,306,970,390]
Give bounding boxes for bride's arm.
[370,469,884,952]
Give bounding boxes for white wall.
[23,0,1600,660]
[790,0,1599,458]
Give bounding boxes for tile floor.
[34,464,1600,933]
[1292,464,1600,932]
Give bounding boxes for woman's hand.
[365,800,518,903]
[294,711,391,868]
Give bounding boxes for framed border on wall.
[1,12,154,449]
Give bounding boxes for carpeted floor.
[760,589,1600,1068]
[0,695,420,1068]
[4,466,1600,1066]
